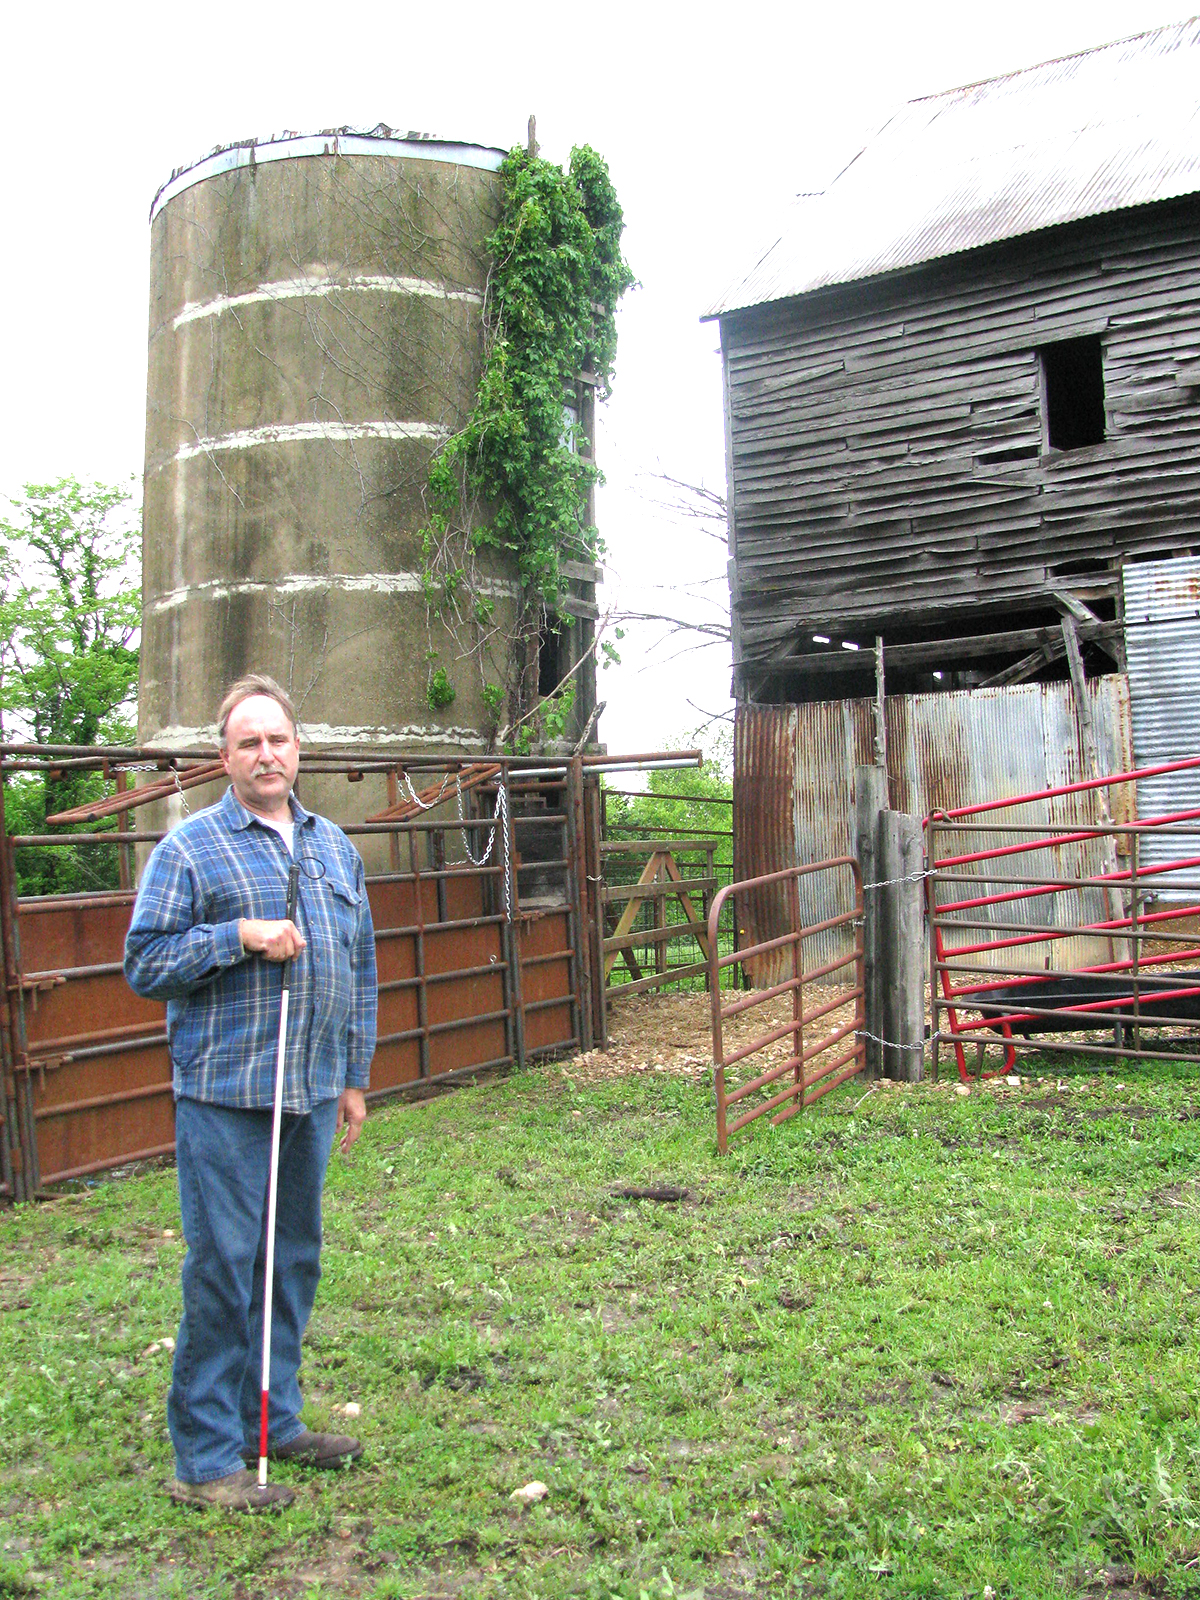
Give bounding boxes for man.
[125,674,377,1512]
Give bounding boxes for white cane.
[258,858,302,1487]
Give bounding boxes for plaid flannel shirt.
[124,786,377,1113]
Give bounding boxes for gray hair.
[216,674,299,748]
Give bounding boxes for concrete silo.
[140,126,521,759]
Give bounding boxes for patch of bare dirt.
[1079,1561,1200,1598]
[558,991,863,1087]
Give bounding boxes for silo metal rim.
[149,127,508,223]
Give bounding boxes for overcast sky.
[3,0,1190,757]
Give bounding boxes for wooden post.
[873,636,887,769]
[854,766,889,1078]
[1061,615,1123,959]
[879,812,925,1082]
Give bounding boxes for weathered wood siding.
[723,196,1200,674]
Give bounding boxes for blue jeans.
[168,1095,340,1483]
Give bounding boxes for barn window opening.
[1040,335,1106,451]
[538,615,567,697]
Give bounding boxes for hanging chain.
[113,760,200,818]
[402,771,451,811]
[853,1028,926,1052]
[456,772,512,920]
[861,867,932,891]
[171,768,191,817]
[499,783,512,923]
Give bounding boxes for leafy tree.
[601,741,735,992]
[0,478,141,893]
[604,745,733,872]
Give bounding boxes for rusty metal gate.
[0,747,608,1200]
[706,859,866,1153]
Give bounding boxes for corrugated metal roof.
[1123,555,1200,892]
[708,18,1200,319]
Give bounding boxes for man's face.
[220,695,301,817]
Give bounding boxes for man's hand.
[239,918,306,961]
[336,1088,367,1154]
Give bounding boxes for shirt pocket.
[325,875,362,947]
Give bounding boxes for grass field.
[3,1007,1200,1598]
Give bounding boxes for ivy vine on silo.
[420,142,635,731]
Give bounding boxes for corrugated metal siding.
[735,677,1134,976]
[1123,555,1200,890]
[710,18,1200,316]
[733,705,798,988]
[891,677,1133,969]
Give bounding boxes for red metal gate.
[927,756,1200,1079]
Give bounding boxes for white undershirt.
[259,815,295,855]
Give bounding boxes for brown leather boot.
[244,1428,362,1468]
[169,1468,295,1512]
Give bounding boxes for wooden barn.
[706,19,1200,872]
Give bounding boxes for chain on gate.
[456,773,512,922]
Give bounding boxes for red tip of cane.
[259,1388,270,1471]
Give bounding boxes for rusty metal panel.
[887,677,1127,815]
[31,1063,176,1183]
[736,699,866,983]
[367,1038,423,1094]
[735,677,1133,976]
[0,749,602,1189]
[520,911,576,1054]
[709,19,1200,316]
[428,1019,508,1076]
[894,676,1133,970]
[18,889,176,1185]
[17,896,135,972]
[11,858,577,1186]
[733,705,799,988]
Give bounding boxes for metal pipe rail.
[0,745,611,1199]
[927,758,1200,1082]
[707,859,865,1154]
